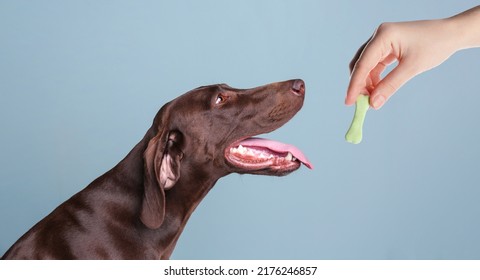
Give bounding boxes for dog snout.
[291,79,305,96]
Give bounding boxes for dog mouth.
[225,137,313,175]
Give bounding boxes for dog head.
[141,79,312,229]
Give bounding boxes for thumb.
[370,62,418,109]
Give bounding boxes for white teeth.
[230,146,296,162]
[239,145,248,155]
[231,145,252,156]
[285,152,293,161]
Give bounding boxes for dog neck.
[112,133,221,259]
[158,176,219,259]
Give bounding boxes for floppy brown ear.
[140,131,183,229]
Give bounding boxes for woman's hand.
[346,6,480,109]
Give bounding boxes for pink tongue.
[238,137,313,169]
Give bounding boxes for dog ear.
[141,130,183,229]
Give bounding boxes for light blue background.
[1,0,479,259]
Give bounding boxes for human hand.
[346,19,460,109]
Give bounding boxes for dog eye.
[215,94,227,105]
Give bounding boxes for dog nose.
[291,79,305,96]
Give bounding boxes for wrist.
[447,6,480,49]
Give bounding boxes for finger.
[346,37,374,106]
[349,35,373,73]
[369,54,398,86]
[346,38,386,105]
[370,61,417,109]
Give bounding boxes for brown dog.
[2,79,312,259]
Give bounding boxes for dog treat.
[345,94,369,144]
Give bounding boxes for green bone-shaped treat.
[345,94,370,144]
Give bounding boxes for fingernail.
[372,95,386,109]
